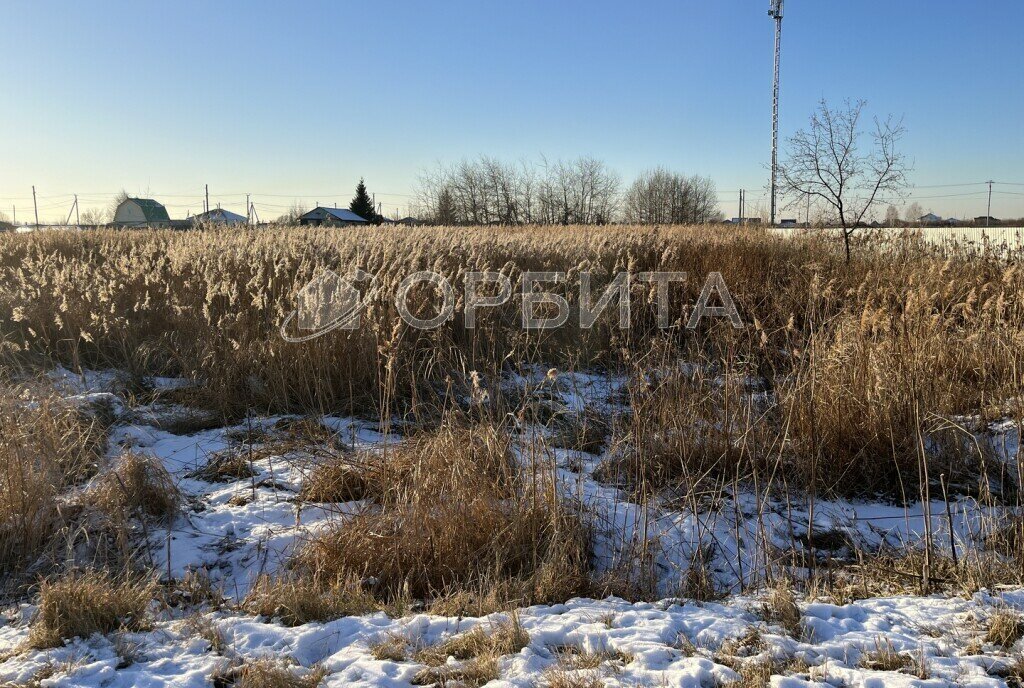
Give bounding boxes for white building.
[112,198,171,227]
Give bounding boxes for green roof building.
[113,197,171,227]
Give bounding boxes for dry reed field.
[1,224,1023,687]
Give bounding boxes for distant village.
[2,194,1011,233]
[0,180,424,232]
[106,197,407,229]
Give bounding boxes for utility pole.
[205,184,209,215]
[986,180,994,227]
[32,186,39,229]
[65,196,79,226]
[246,194,250,224]
[75,195,79,226]
[769,0,784,227]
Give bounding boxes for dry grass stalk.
[370,633,411,662]
[986,608,1024,648]
[184,614,227,654]
[416,614,529,667]
[242,574,378,626]
[188,449,258,483]
[91,451,180,524]
[858,637,917,673]
[213,658,327,688]
[541,669,605,688]
[549,644,633,671]
[761,582,802,638]
[0,398,106,576]
[410,654,499,687]
[297,457,377,503]
[294,424,592,605]
[29,570,156,648]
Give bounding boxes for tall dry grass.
[292,421,592,609]
[2,225,1022,496]
[0,395,107,580]
[1,224,1023,605]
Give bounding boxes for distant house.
[113,198,171,227]
[919,213,942,224]
[297,207,369,227]
[974,216,999,224]
[190,208,247,226]
[779,218,798,228]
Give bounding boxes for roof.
[126,198,171,223]
[192,208,247,224]
[299,206,370,223]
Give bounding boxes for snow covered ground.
[3,588,1024,686]
[1,367,1021,686]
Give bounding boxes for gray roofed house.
[297,207,369,227]
[190,208,248,226]
[113,198,172,227]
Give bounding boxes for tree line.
[416,156,722,226]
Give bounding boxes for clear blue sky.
[3,0,1023,222]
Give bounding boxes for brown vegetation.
[293,423,592,607]
[0,224,1023,635]
[2,225,1020,502]
[29,570,155,648]
[0,397,107,579]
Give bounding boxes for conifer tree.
[349,178,379,223]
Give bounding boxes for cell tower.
[769,0,783,226]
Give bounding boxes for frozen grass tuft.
[29,570,156,648]
[294,423,593,606]
[91,451,180,524]
[416,614,529,667]
[212,658,327,688]
[242,574,378,627]
[761,582,802,638]
[985,608,1024,648]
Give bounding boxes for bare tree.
[79,208,109,225]
[274,201,308,224]
[624,168,721,224]
[904,202,924,224]
[417,156,619,226]
[884,204,900,226]
[779,99,910,261]
[107,190,129,222]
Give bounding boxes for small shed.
[190,208,247,226]
[113,198,171,227]
[297,207,369,227]
[919,213,942,224]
